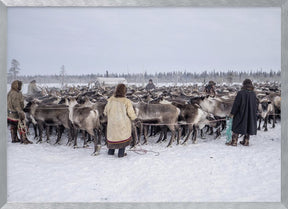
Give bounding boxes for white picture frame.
[0,0,287,209]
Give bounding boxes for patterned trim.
[7,117,19,122]
[107,136,131,144]
[107,136,132,149]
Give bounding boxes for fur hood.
[241,79,254,91]
[11,80,22,92]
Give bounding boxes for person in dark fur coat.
[226,79,257,146]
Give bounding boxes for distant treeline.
[8,70,281,84]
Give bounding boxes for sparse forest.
[7,60,281,84]
[8,70,281,85]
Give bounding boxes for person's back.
[227,79,257,146]
[105,96,136,141]
[231,89,257,135]
[104,84,137,157]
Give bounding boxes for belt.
[8,110,18,114]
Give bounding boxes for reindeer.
[133,102,181,147]
[189,95,234,138]
[258,98,276,131]
[172,102,218,144]
[65,97,102,155]
[27,100,74,144]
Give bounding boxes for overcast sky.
[7,8,280,75]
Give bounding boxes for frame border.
[0,0,287,209]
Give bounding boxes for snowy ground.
[7,122,281,202]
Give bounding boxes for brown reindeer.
[27,100,74,144]
[133,102,181,147]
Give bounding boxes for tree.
[60,65,66,87]
[9,59,20,80]
[227,71,233,84]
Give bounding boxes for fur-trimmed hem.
[107,137,131,149]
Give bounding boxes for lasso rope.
[128,146,160,156]
[140,118,226,126]
[18,120,28,135]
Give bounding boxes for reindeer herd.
[21,82,281,155]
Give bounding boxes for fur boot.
[10,126,21,143]
[226,133,238,146]
[240,134,249,146]
[20,131,33,144]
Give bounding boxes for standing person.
[145,79,156,91]
[104,84,139,157]
[27,80,42,97]
[226,79,257,146]
[7,80,33,144]
[204,80,216,96]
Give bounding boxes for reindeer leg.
[162,126,168,141]
[264,116,268,131]
[258,118,261,130]
[36,122,44,144]
[33,124,38,139]
[205,125,210,133]
[87,133,92,143]
[92,129,101,156]
[153,126,158,136]
[208,126,213,135]
[142,125,148,145]
[82,130,89,148]
[176,125,181,145]
[149,125,153,137]
[192,126,198,144]
[49,126,53,136]
[97,129,102,146]
[156,127,164,143]
[167,127,175,147]
[130,123,137,148]
[55,126,61,145]
[137,123,143,145]
[55,125,63,145]
[83,135,89,148]
[73,128,79,148]
[103,125,107,145]
[182,125,193,145]
[215,127,221,139]
[182,125,187,137]
[272,113,276,128]
[45,126,50,143]
[200,128,206,139]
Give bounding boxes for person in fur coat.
[226,79,257,146]
[7,80,32,144]
[104,84,139,157]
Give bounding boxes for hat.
[208,81,216,85]
[242,79,252,86]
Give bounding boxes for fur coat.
[104,96,137,149]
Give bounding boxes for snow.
[7,122,281,202]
